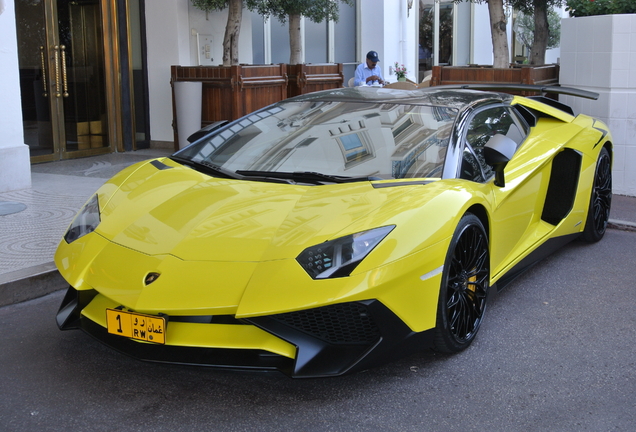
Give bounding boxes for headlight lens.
[296,226,395,279]
[64,194,101,243]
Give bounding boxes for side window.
[461,106,527,182]
[460,146,484,182]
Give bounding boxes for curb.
[608,219,636,232]
[0,263,67,308]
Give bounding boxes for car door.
[459,104,547,280]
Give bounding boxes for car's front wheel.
[581,147,612,243]
[433,213,490,353]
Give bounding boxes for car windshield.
[173,100,457,182]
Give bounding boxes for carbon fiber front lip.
[79,317,294,374]
[57,286,434,377]
[246,300,434,377]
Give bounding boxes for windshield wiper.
[236,170,372,184]
[170,156,240,179]
[170,157,292,184]
[169,158,370,184]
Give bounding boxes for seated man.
[354,51,385,86]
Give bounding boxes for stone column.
[0,0,31,193]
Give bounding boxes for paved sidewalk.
[0,149,172,306]
[1,149,635,306]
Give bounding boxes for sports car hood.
[95,158,412,263]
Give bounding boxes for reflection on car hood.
[96,159,412,262]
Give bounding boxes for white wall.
[145,1,254,143]
[145,0,190,142]
[560,14,636,197]
[545,47,560,64]
[472,4,494,65]
[403,0,418,82]
[358,1,386,76]
[471,4,562,66]
[0,0,31,193]
[359,0,417,83]
[187,3,253,66]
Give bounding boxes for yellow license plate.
[106,309,166,344]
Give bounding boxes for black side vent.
[150,160,173,170]
[270,303,381,345]
[542,149,582,225]
[512,103,538,127]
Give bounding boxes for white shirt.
[354,62,384,86]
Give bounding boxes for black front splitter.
[57,286,435,378]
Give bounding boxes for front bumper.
[57,286,434,378]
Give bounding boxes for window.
[461,106,528,182]
[338,133,373,167]
[392,118,413,138]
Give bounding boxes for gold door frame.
[117,0,140,152]
[124,0,139,151]
[29,0,127,163]
[31,0,65,163]
[103,0,124,154]
[103,0,139,153]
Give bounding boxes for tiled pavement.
[0,149,172,305]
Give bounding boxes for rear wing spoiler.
[432,84,599,100]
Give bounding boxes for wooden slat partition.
[287,63,344,98]
[170,64,288,150]
[430,64,560,96]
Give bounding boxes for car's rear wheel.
[433,213,489,353]
[581,147,612,243]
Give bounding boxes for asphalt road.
[1,230,635,432]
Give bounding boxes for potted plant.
[394,63,408,82]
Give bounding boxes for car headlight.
[64,194,101,244]
[296,226,395,279]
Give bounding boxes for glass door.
[15,0,111,163]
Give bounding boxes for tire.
[581,147,612,243]
[433,213,490,353]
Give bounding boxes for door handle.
[53,45,69,98]
[60,45,69,97]
[39,46,48,97]
[54,45,61,98]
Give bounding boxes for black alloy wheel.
[581,147,612,243]
[434,213,490,353]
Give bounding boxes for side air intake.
[542,149,582,225]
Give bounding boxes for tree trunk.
[222,0,243,66]
[288,13,302,65]
[529,0,548,65]
[487,0,510,68]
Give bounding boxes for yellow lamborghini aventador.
[55,85,612,377]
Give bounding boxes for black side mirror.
[483,134,517,187]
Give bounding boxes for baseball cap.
[366,51,380,62]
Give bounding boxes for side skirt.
[495,233,580,292]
